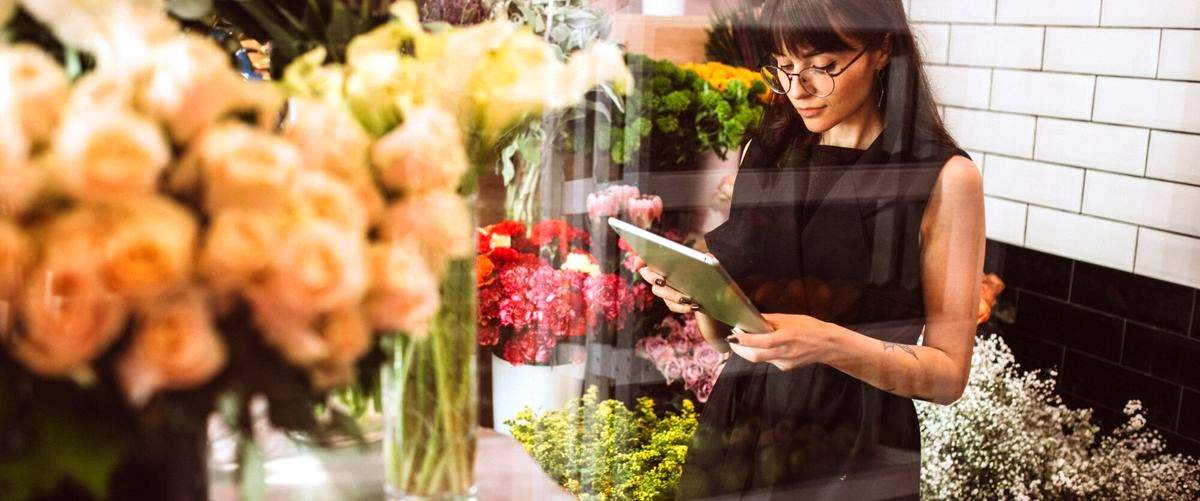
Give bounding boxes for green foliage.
[704,5,769,70]
[588,53,763,172]
[507,386,698,501]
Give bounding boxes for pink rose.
[381,192,473,274]
[636,335,671,361]
[372,105,468,195]
[586,184,640,224]
[657,356,684,384]
[695,377,715,403]
[682,362,704,389]
[365,241,440,339]
[251,221,369,317]
[11,260,128,377]
[694,342,722,369]
[117,289,226,406]
[624,195,663,229]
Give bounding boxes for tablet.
[608,217,772,335]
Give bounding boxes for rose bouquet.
[635,314,727,403]
[271,3,632,497]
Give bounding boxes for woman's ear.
[876,34,893,70]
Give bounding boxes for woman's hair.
[747,0,956,167]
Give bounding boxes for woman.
[638,0,985,498]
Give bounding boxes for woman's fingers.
[637,266,663,285]
[728,343,782,364]
[726,330,786,350]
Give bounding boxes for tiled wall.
[907,0,1200,455]
[907,0,1200,291]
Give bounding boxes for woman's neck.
[817,100,884,150]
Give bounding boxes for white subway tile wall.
[1042,28,1160,77]
[911,0,1200,287]
[995,0,1102,27]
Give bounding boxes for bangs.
[763,0,886,59]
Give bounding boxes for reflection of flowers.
[625,195,664,229]
[635,313,725,402]
[478,219,654,365]
[586,184,641,224]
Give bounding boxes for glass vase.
[382,256,478,500]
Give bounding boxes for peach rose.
[365,241,440,338]
[51,108,170,201]
[0,220,31,313]
[0,44,69,145]
[11,260,128,377]
[64,71,136,115]
[140,34,281,144]
[116,289,227,406]
[198,210,287,293]
[372,105,468,195]
[98,197,197,301]
[0,116,42,218]
[245,286,328,367]
[288,170,370,231]
[188,123,302,213]
[282,98,372,180]
[250,221,368,317]
[308,306,372,389]
[380,192,474,274]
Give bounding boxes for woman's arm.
[728,156,985,405]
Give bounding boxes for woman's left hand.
[726,313,836,371]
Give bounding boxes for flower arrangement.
[681,60,771,103]
[634,314,726,403]
[589,54,766,172]
[703,4,770,71]
[917,335,1200,499]
[506,386,699,501]
[477,218,660,366]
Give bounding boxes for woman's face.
[772,43,887,133]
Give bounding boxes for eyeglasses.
[760,48,869,98]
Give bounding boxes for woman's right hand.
[638,266,701,315]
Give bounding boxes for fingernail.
[690,303,701,311]
[654,278,666,286]
[726,336,739,344]
[679,296,693,305]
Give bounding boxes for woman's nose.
[786,75,810,99]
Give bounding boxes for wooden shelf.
[609,13,711,64]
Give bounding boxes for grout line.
[1132,226,1141,272]
[1039,27,1047,71]
[1154,29,1164,79]
[1067,260,1076,301]
[1088,75,1097,121]
[1141,129,1152,176]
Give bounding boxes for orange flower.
[116,288,226,406]
[475,254,495,287]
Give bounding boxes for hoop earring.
[876,71,886,108]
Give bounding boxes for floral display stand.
[490,355,587,435]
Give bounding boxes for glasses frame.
[761,47,870,98]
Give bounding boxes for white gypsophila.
[917,335,1200,500]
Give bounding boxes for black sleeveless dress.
[676,127,969,500]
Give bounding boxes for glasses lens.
[761,66,787,94]
[799,68,835,97]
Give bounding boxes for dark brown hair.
[746,0,956,167]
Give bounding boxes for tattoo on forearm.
[882,342,919,360]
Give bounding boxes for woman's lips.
[797,106,826,118]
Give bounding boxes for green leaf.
[239,440,265,501]
[0,400,126,501]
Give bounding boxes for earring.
[876,71,886,108]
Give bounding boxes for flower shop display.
[589,54,767,173]
[0,1,393,498]
[506,386,699,500]
[477,216,662,433]
[276,3,632,498]
[704,4,769,70]
[634,314,726,403]
[917,335,1200,499]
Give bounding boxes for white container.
[491,354,586,435]
[642,0,686,16]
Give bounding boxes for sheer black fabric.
[677,126,969,500]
